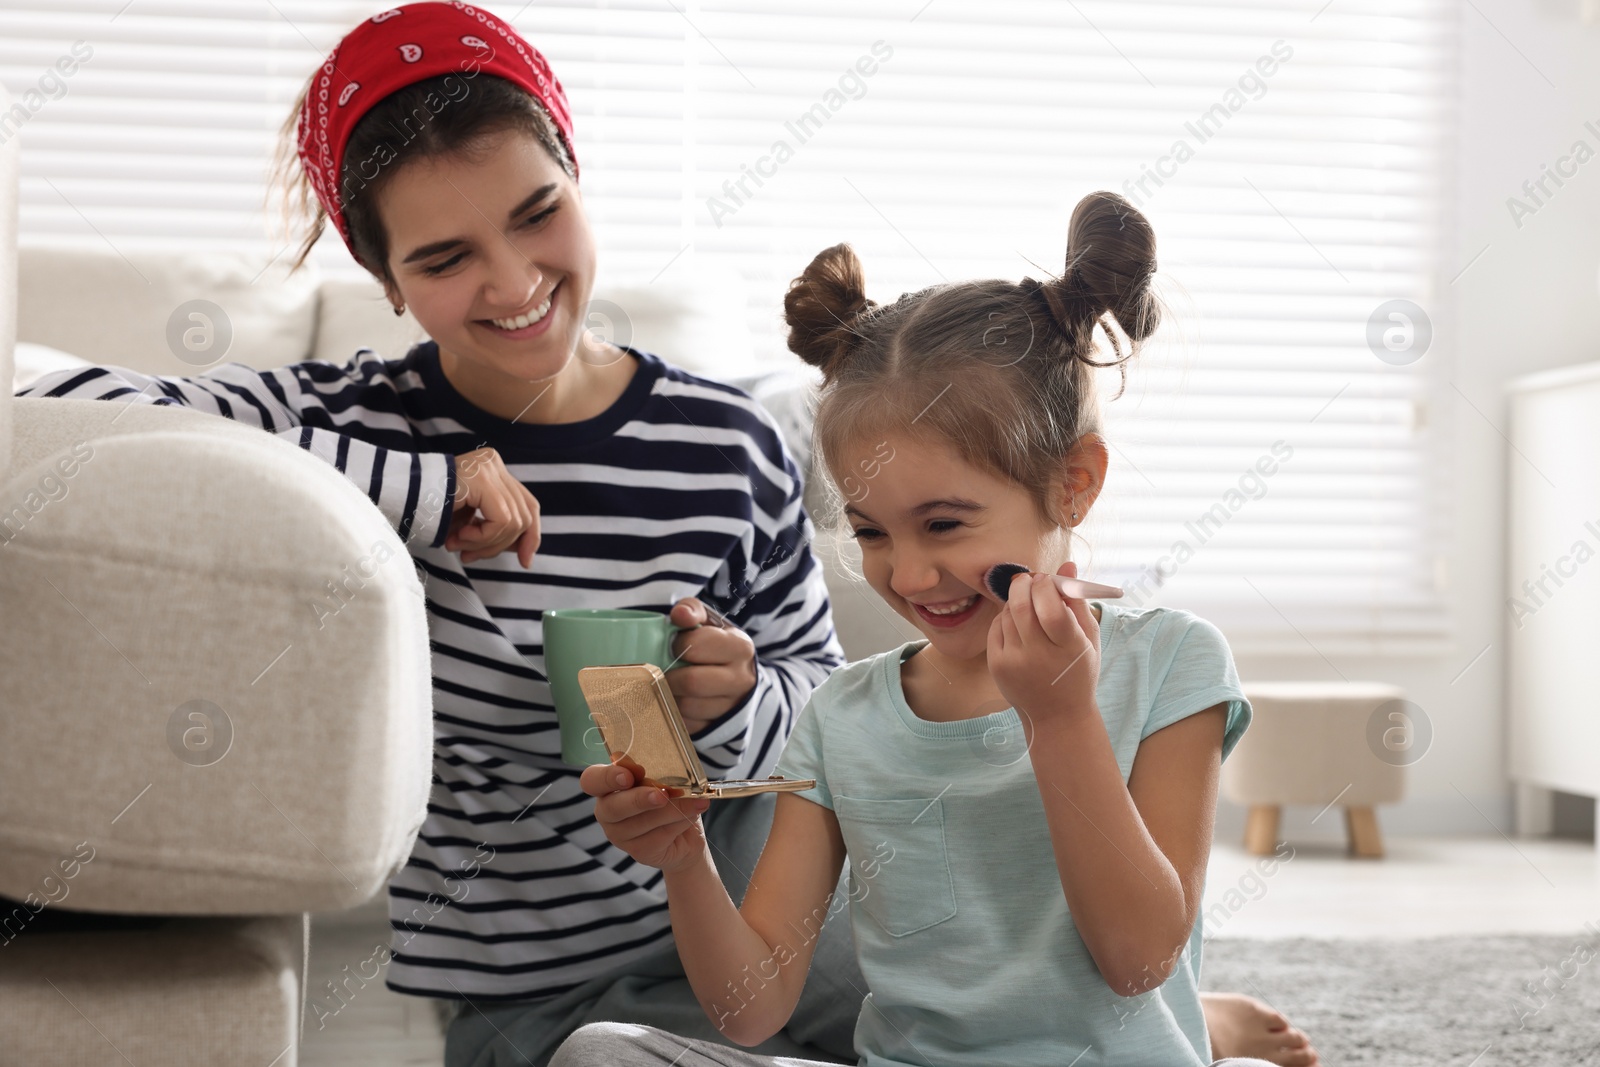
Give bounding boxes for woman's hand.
[580,759,712,874]
[447,447,540,567]
[665,598,758,733]
[987,560,1101,723]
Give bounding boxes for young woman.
[21,3,850,1060]
[566,193,1302,1067]
[17,5,1315,1065]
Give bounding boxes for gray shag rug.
[1200,933,1600,1066]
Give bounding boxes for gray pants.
[548,1021,1286,1067]
[443,790,864,1067]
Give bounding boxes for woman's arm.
[682,414,846,776]
[19,359,457,549]
[581,764,847,1046]
[19,356,535,562]
[681,544,843,771]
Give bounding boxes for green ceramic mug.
[543,608,679,765]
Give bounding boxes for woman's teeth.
[922,594,977,616]
[490,293,553,331]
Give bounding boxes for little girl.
[570,191,1281,1067]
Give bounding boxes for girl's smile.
[910,593,983,628]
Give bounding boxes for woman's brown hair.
[266,71,575,290]
[784,190,1162,530]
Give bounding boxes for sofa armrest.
[0,399,434,914]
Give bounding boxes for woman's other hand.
[666,598,758,733]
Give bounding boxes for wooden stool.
[1222,682,1409,859]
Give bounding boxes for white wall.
[1220,0,1600,843]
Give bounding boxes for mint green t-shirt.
[772,602,1252,1067]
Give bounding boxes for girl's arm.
[990,566,1226,996]
[1031,701,1225,996]
[580,764,847,1046]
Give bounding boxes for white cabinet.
[1506,362,1600,839]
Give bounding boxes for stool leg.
[1345,805,1384,858]
[1243,805,1280,856]
[1513,782,1555,837]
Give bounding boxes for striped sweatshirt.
[18,341,845,1002]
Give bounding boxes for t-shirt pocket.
[833,794,958,937]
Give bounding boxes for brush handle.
[1051,574,1125,600]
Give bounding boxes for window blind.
[1,0,1456,654]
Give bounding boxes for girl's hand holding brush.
[985,560,1104,724]
[983,561,1124,602]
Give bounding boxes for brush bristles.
[984,562,1031,601]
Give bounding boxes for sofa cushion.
[588,266,759,382]
[12,340,90,393]
[311,276,427,365]
[0,913,306,1066]
[18,245,320,374]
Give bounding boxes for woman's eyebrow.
[910,498,985,516]
[401,183,559,264]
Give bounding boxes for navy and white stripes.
[18,341,844,1001]
[25,356,457,548]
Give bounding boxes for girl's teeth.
[923,595,977,616]
[491,294,552,330]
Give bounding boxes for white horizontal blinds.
[0,1,688,279]
[1085,2,1453,655]
[0,1,366,260]
[678,1,1455,653]
[506,4,688,281]
[2,0,1452,651]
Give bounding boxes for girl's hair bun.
[1040,191,1161,363]
[784,243,876,376]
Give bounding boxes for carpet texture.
[1200,932,1600,1066]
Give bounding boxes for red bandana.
[295,1,578,262]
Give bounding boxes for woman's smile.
[478,280,560,340]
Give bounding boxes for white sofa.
[0,101,427,1067]
[0,139,909,1064]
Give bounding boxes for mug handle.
[660,603,731,669]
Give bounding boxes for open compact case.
[576,663,817,798]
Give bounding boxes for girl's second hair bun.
[1040,190,1162,359]
[784,242,876,376]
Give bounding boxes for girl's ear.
[1058,433,1110,524]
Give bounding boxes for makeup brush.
[983,562,1125,602]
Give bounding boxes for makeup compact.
[576,664,816,799]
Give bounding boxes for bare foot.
[1202,991,1320,1066]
